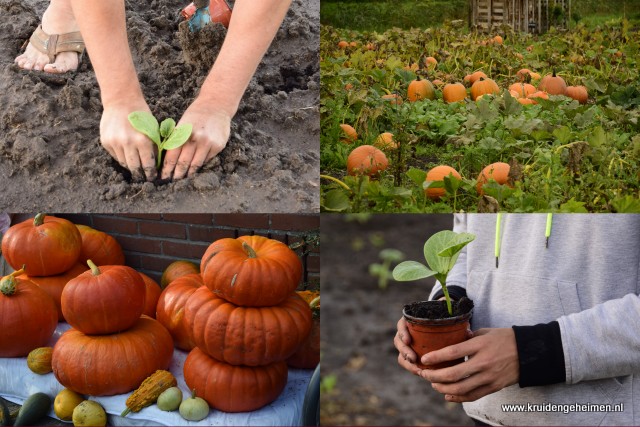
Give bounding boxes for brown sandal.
[28,25,85,68]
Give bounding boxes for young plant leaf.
[160,118,176,139]
[128,111,161,146]
[423,230,474,275]
[162,124,193,150]
[392,261,436,281]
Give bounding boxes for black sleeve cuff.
[513,321,566,387]
[431,285,467,301]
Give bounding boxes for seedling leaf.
[128,111,161,146]
[160,118,176,139]
[162,124,193,150]
[392,261,436,281]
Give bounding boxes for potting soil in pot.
[404,296,474,320]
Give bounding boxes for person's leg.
[14,0,81,73]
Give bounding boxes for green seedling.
[392,230,475,316]
[128,111,193,170]
[369,248,404,289]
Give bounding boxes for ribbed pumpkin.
[476,162,512,195]
[0,271,58,357]
[286,291,320,369]
[76,225,125,266]
[346,145,389,176]
[442,83,467,103]
[538,70,567,95]
[18,263,88,321]
[139,272,162,319]
[185,287,312,366]
[463,71,487,86]
[201,235,302,307]
[160,260,200,289]
[407,77,435,102]
[425,165,462,200]
[184,348,288,413]
[1,214,82,277]
[565,85,588,104]
[508,83,536,98]
[471,77,500,100]
[52,316,173,396]
[61,261,146,335]
[156,273,204,351]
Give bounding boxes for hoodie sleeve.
[429,214,469,300]
[559,292,640,384]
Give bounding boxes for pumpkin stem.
[87,260,101,276]
[241,242,257,259]
[121,408,131,417]
[191,389,197,399]
[33,213,46,227]
[0,276,17,296]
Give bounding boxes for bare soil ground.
[0,0,319,213]
[320,214,473,426]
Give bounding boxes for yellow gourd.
[72,400,106,427]
[27,347,53,375]
[121,370,177,416]
[54,389,84,422]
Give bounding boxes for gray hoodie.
[429,214,640,426]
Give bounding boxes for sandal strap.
[29,25,85,63]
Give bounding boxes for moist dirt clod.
[0,0,319,212]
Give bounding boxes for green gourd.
[157,387,183,412]
[179,390,209,422]
[14,393,51,426]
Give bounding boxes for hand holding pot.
[394,317,422,376]
[418,328,520,403]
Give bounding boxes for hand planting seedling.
[128,112,193,170]
[392,230,475,316]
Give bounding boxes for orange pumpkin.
[517,97,536,105]
[463,71,488,86]
[76,225,125,266]
[565,86,588,104]
[374,132,398,150]
[139,272,162,318]
[528,91,550,104]
[493,35,503,44]
[425,166,462,200]
[407,77,435,102]
[381,94,403,105]
[443,83,467,103]
[476,162,512,195]
[471,77,500,100]
[509,83,536,98]
[339,124,358,144]
[337,41,348,49]
[424,56,438,68]
[286,291,320,369]
[160,260,200,289]
[156,273,204,351]
[346,145,389,176]
[538,71,567,95]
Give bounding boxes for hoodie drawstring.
[494,213,553,268]
[545,213,553,248]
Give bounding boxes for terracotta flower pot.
[403,301,473,370]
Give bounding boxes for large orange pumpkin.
[407,77,435,102]
[476,162,512,195]
[442,83,467,103]
[286,291,320,369]
[538,71,567,95]
[156,273,204,351]
[463,71,487,86]
[61,261,146,335]
[471,77,500,100]
[0,271,58,357]
[2,214,82,277]
[425,165,462,200]
[184,348,288,413]
[346,145,389,177]
[508,83,536,98]
[76,225,125,266]
[185,287,312,366]
[160,260,200,289]
[200,235,302,307]
[52,316,173,396]
[139,272,162,319]
[19,263,88,321]
[565,86,588,104]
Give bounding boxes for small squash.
[346,145,389,177]
[471,77,500,100]
[121,370,177,416]
[27,347,53,375]
[339,124,358,144]
[14,393,51,426]
[442,83,467,103]
[407,77,435,102]
[476,162,513,195]
[424,166,462,200]
[374,132,398,150]
[160,260,200,289]
[157,387,183,412]
[72,400,106,426]
[54,389,84,422]
[179,390,209,422]
[565,85,588,104]
[538,70,567,95]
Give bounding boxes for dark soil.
[320,214,473,426]
[0,0,319,212]
[404,296,474,320]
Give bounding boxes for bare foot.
[14,0,81,73]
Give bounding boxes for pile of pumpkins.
[0,214,320,423]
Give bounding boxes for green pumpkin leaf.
[321,189,350,212]
[392,261,436,281]
[128,111,161,146]
[424,230,475,275]
[160,118,176,139]
[162,124,193,150]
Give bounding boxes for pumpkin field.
[320,20,640,212]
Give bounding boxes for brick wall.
[11,214,320,289]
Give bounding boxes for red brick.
[93,216,138,234]
[163,214,214,225]
[163,241,210,259]
[142,271,162,284]
[301,274,320,291]
[139,222,187,239]
[118,236,162,254]
[269,233,288,244]
[120,214,163,220]
[139,255,176,273]
[58,214,92,226]
[124,253,142,269]
[271,214,319,231]
[213,214,270,229]
[188,226,235,243]
[307,254,320,273]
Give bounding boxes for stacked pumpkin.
[181,236,313,413]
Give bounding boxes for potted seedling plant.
[392,230,475,369]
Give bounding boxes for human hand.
[394,317,422,376]
[418,328,519,403]
[100,101,157,182]
[161,101,231,180]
